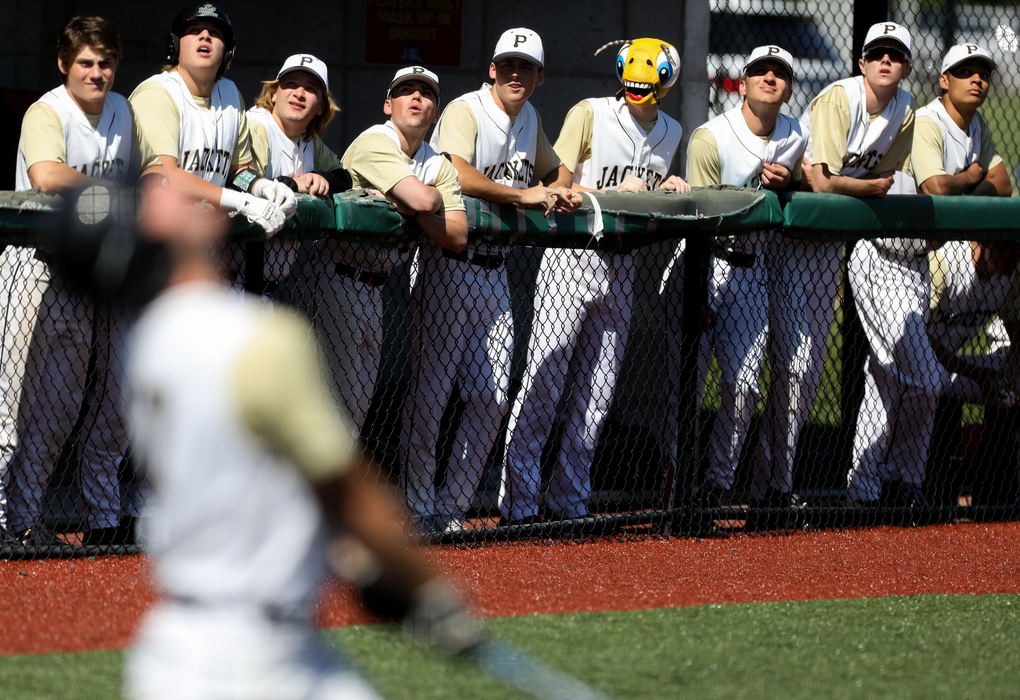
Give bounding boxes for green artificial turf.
[2,593,1016,699]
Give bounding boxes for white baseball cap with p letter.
[862,21,912,59]
[941,43,995,73]
[492,27,544,68]
[277,54,329,91]
[743,45,795,81]
[387,65,441,99]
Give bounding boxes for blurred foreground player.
[101,184,476,698]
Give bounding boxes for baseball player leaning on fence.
[401,28,580,533]
[501,37,687,525]
[678,46,809,527]
[757,22,915,511]
[922,47,1019,417]
[324,66,467,431]
[247,53,350,297]
[0,16,161,547]
[113,183,476,699]
[846,42,1013,508]
[129,3,297,250]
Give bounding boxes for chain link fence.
[0,184,1016,558]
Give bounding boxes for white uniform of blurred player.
[0,16,160,545]
[680,47,807,508]
[502,37,684,522]
[402,29,573,531]
[126,284,381,700]
[759,23,914,505]
[122,185,471,700]
[847,43,1012,503]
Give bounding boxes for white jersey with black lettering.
[430,84,539,189]
[801,76,910,177]
[15,85,134,191]
[916,98,982,175]
[575,96,682,190]
[246,106,314,179]
[137,71,241,186]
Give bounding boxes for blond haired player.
[402,29,579,532]
[847,43,1012,508]
[678,46,809,528]
[501,37,685,525]
[757,22,915,511]
[121,183,475,700]
[129,3,296,240]
[248,53,350,296]
[313,66,466,431]
[1,16,160,546]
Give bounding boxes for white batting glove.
[253,178,298,217]
[220,189,288,237]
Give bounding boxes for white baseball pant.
[299,257,385,431]
[846,240,944,501]
[402,244,513,522]
[753,237,844,498]
[1,247,131,532]
[699,251,770,492]
[501,248,634,521]
[126,602,379,700]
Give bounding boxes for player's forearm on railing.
[417,208,467,252]
[808,164,894,198]
[974,163,1012,197]
[447,154,525,205]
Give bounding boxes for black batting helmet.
[43,183,171,306]
[164,3,236,78]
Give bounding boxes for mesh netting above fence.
[0,188,1018,558]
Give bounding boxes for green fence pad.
[929,194,1020,238]
[331,189,410,244]
[783,191,1020,241]
[0,190,62,247]
[9,187,1015,248]
[463,186,781,249]
[329,185,780,250]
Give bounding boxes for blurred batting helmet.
[165,3,236,78]
[43,183,171,306]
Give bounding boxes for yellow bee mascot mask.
[596,37,681,106]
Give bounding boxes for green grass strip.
[2,594,1016,699]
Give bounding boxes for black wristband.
[313,167,353,195]
[274,175,299,192]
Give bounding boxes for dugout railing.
[0,188,1017,557]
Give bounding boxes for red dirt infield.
[2,521,1018,656]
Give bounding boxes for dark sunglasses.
[864,47,907,63]
[947,64,992,81]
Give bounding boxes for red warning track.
[2,521,1018,656]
